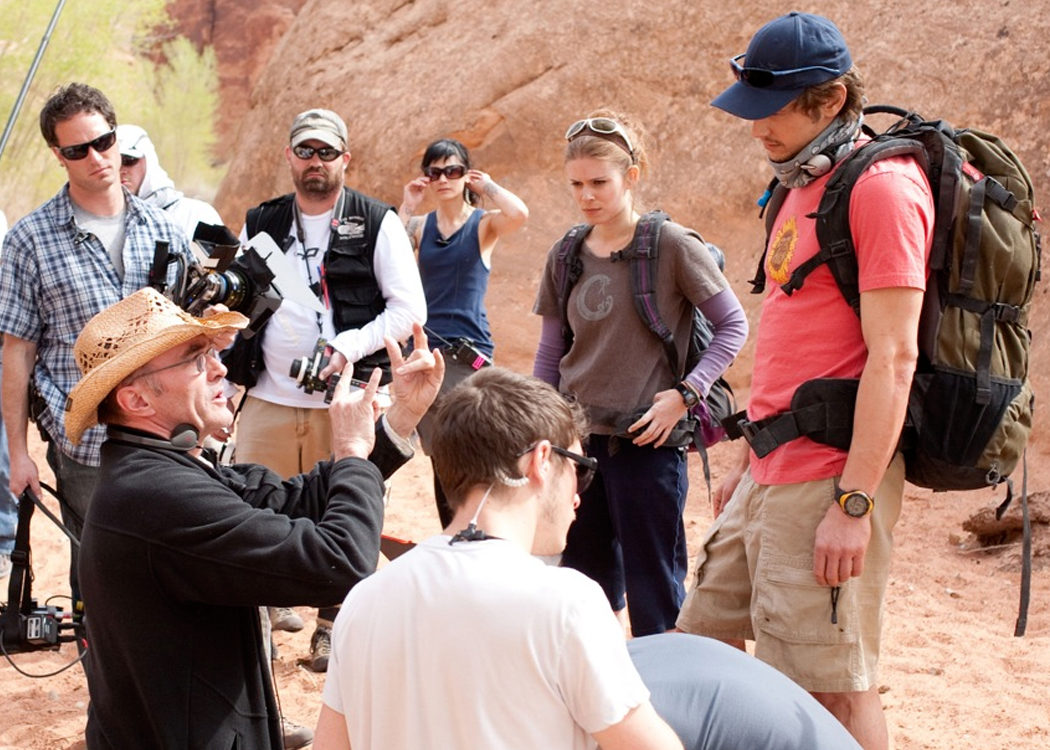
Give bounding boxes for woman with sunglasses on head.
[398,138,529,527]
[532,110,748,636]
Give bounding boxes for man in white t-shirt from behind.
[315,367,683,750]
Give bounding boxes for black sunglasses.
[551,445,597,493]
[121,155,141,167]
[424,164,467,181]
[729,53,843,89]
[57,130,117,161]
[292,144,344,162]
[519,443,597,493]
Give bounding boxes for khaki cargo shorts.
[676,455,904,693]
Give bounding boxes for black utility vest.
[225,188,394,386]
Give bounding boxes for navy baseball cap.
[712,12,852,120]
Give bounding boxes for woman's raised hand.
[400,176,430,215]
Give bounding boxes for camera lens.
[216,269,250,313]
[289,357,307,383]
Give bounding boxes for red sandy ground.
[1,393,1048,749]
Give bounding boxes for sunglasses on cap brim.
[729,53,844,89]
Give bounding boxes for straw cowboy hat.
[65,287,248,445]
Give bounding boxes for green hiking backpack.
[746,105,1041,633]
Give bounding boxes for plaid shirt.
[0,185,190,465]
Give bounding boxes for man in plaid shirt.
[0,82,189,612]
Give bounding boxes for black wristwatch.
[835,486,875,518]
[674,381,700,409]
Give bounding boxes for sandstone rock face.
[211,0,1050,441]
[167,0,308,142]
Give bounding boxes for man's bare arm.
[2,334,41,497]
[592,701,684,750]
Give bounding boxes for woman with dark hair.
[399,138,528,526]
[532,111,748,636]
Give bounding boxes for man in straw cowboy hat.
[66,287,442,749]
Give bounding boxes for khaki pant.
[235,396,332,476]
[677,455,904,693]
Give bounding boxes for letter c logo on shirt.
[575,275,614,322]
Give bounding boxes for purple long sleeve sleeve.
[534,289,746,395]
[532,315,566,387]
[685,288,749,396]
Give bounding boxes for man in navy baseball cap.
[679,11,935,750]
[712,11,852,120]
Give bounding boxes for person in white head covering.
[117,124,223,240]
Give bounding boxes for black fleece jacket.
[79,424,408,749]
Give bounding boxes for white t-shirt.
[323,536,649,750]
[238,208,424,408]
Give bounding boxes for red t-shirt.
[749,154,934,485]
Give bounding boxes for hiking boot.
[308,625,331,672]
[269,606,304,633]
[281,717,314,749]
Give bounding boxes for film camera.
[290,338,391,406]
[150,223,281,336]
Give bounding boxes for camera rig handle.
[0,489,83,655]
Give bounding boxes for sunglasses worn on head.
[564,117,635,156]
[58,130,117,161]
[292,144,344,162]
[424,164,467,181]
[729,53,843,89]
[121,155,141,167]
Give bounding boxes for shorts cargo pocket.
[678,511,754,637]
[755,556,859,645]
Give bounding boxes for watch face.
[676,384,699,407]
[842,492,871,517]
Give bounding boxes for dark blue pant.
[561,435,688,636]
[47,441,99,619]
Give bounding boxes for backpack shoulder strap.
[554,223,592,349]
[753,178,786,295]
[775,137,930,317]
[817,138,929,315]
[620,210,680,377]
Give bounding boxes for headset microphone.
[169,423,201,450]
[107,424,200,452]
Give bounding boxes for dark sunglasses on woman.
[424,164,467,181]
[58,130,117,161]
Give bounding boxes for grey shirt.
[629,633,861,750]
